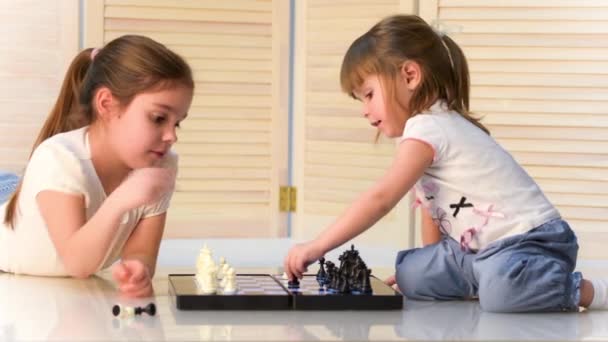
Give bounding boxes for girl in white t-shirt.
[1,35,194,298]
[284,14,608,312]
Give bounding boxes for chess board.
[169,274,403,310]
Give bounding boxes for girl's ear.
[399,61,422,90]
[94,87,119,121]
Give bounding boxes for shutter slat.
[105,6,272,24]
[440,0,608,8]
[106,0,272,11]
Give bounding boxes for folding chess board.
[169,273,403,310]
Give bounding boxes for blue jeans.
[0,171,19,204]
[395,218,581,313]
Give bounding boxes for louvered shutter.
[292,0,417,248]
[85,0,288,238]
[421,0,608,258]
[0,0,78,173]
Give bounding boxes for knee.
[395,250,432,300]
[395,264,425,299]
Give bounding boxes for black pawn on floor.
[112,303,156,317]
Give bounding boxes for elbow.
[65,265,96,279]
[370,189,394,216]
[69,269,95,279]
[61,257,98,279]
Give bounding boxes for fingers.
[120,281,153,298]
[112,262,131,283]
[289,255,309,280]
[119,277,148,293]
[283,258,294,281]
[127,262,148,284]
[384,274,396,286]
[117,271,152,297]
[284,253,304,280]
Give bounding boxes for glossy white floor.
[1,238,608,341]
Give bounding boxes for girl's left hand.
[384,274,401,293]
[112,259,153,298]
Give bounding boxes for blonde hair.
[340,14,489,135]
[4,35,194,228]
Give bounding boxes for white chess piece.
[195,245,218,294]
[217,258,227,280]
[219,264,231,288]
[219,263,230,281]
[115,305,135,318]
[223,267,237,294]
[197,269,217,294]
[196,245,218,278]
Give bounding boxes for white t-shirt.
[0,126,177,276]
[402,102,560,250]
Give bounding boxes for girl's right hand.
[113,167,176,210]
[283,240,324,280]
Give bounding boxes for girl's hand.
[113,167,176,210]
[384,274,401,293]
[112,259,153,298]
[283,240,324,280]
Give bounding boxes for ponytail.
[440,35,489,135]
[3,48,95,228]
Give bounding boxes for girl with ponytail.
[284,14,606,313]
[1,35,193,298]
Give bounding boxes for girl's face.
[108,85,193,169]
[353,74,410,138]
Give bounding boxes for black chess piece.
[361,268,372,294]
[288,277,300,289]
[112,303,156,317]
[338,273,349,294]
[316,257,327,289]
[325,261,336,288]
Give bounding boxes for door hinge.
[279,186,297,212]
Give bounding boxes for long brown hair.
[340,14,489,135]
[4,35,194,228]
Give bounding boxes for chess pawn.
[316,257,327,289]
[223,271,237,294]
[217,261,229,280]
[221,267,237,294]
[112,303,156,318]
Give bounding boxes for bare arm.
[119,213,166,278]
[420,207,441,246]
[37,166,174,278]
[37,191,128,278]
[314,139,434,253]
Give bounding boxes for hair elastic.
[430,20,462,70]
[90,48,100,61]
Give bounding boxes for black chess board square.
[169,274,403,310]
